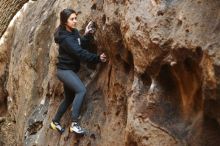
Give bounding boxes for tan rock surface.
[0,0,29,37]
[0,0,220,146]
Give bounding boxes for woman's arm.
[62,37,100,63]
[81,21,96,49]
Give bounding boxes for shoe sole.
[69,128,85,135]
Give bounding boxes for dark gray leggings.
[53,69,86,122]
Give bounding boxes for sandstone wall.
[0,0,29,37]
[0,0,220,146]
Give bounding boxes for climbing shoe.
[50,121,65,133]
[69,122,85,134]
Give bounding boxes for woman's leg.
[56,69,86,122]
[53,85,74,122]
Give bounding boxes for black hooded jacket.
[54,26,100,72]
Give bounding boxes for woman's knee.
[74,85,86,95]
[77,86,86,97]
[80,87,86,95]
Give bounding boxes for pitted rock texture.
[0,0,29,37]
[0,0,220,146]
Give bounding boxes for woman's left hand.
[85,21,96,35]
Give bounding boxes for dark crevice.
[91,3,97,10]
[123,61,132,74]
[125,50,134,73]
[184,57,195,72]
[145,64,183,139]
[195,46,203,58]
[107,65,112,89]
[102,14,106,24]
[26,121,43,136]
[196,117,220,146]
[140,70,152,87]
[158,65,179,93]
[127,141,138,146]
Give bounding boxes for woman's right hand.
[100,53,107,62]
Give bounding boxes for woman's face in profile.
[66,13,77,29]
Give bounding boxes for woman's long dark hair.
[54,8,76,38]
[60,8,76,27]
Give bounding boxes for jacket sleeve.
[62,37,100,63]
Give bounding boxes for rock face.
[0,0,28,37]
[0,0,220,146]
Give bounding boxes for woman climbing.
[50,8,106,134]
